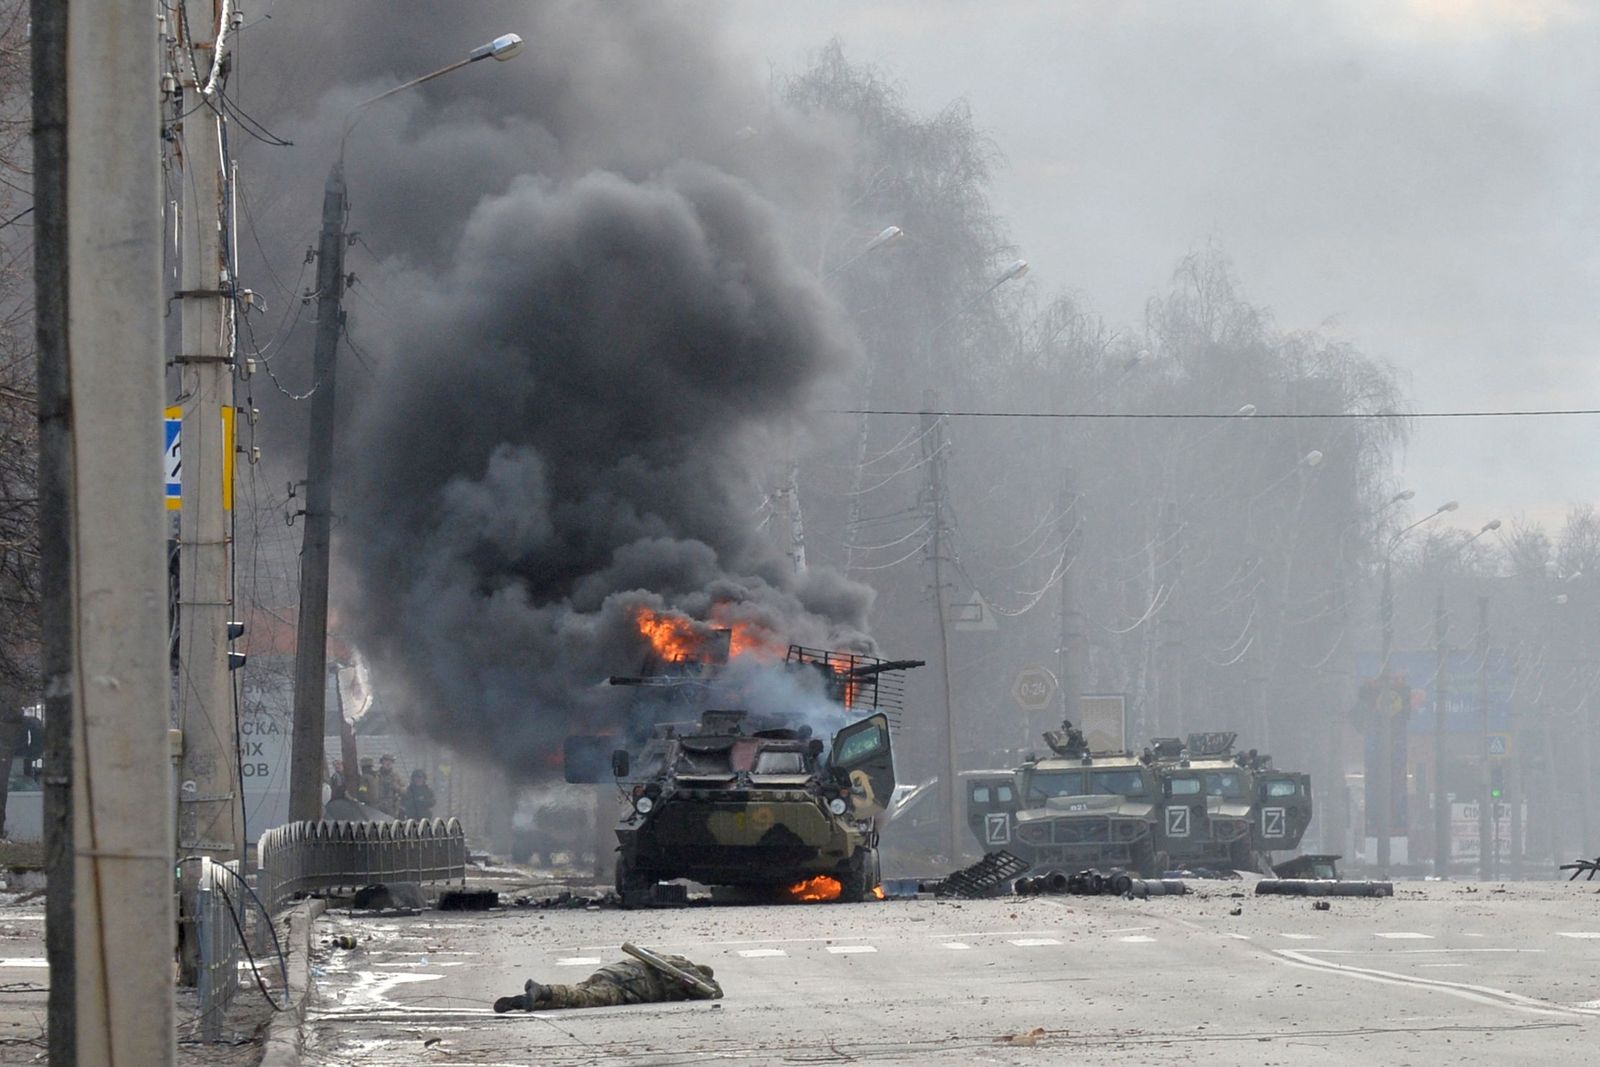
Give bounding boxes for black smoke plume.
[245,5,876,775]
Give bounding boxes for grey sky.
[721,0,1598,534]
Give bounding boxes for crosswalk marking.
[1280,933,1320,940]
[1223,934,1252,940]
[1555,932,1600,940]
[554,957,600,967]
[737,948,788,958]
[0,958,46,968]
[1008,938,1062,947]
[941,942,971,950]
[1375,932,1434,940]
[826,945,877,954]
[1120,935,1157,943]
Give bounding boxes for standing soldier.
[493,950,721,1012]
[327,758,347,802]
[355,757,378,807]
[401,768,436,820]
[375,754,402,815]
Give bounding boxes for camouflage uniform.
[525,955,721,1010]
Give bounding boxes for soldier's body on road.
[493,954,721,1012]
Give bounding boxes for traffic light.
[1490,764,1504,800]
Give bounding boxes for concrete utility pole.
[34,0,176,1061]
[1476,596,1493,879]
[289,33,524,823]
[1056,467,1083,736]
[1376,558,1396,875]
[1431,592,1449,878]
[920,392,962,863]
[174,0,244,981]
[288,160,347,823]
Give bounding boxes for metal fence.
[195,858,244,1043]
[256,817,469,915]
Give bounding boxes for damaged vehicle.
[567,643,919,903]
[966,722,1167,877]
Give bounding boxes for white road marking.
[1464,932,1485,938]
[1106,926,1153,934]
[1119,935,1157,943]
[1555,932,1600,939]
[1223,934,1251,940]
[1008,938,1062,947]
[1375,932,1435,940]
[1274,949,1600,1019]
[736,949,787,958]
[0,958,46,968]
[554,957,600,967]
[1419,963,1468,969]
[1280,933,1320,940]
[826,945,877,955]
[0,915,43,922]
[941,942,971,950]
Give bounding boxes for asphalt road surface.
[302,880,1600,1065]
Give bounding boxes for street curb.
[260,898,326,1067]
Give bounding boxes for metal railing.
[195,858,244,1043]
[256,817,468,915]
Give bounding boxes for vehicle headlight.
[634,795,655,815]
[828,797,849,816]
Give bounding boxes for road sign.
[951,591,998,632]
[1487,733,1511,759]
[164,404,236,511]
[1010,666,1057,712]
[164,406,182,509]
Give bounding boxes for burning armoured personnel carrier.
[583,642,921,903]
[965,722,1168,877]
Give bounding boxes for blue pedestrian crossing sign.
[164,406,181,509]
[1487,733,1511,759]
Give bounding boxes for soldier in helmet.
[492,953,721,1012]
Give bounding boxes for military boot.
[493,980,548,1013]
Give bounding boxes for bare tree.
[0,0,36,837]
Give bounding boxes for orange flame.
[636,608,706,663]
[871,884,885,900]
[783,875,843,903]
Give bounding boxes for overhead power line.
[832,407,1600,421]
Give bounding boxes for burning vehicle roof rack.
[783,645,924,729]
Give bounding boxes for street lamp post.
[1374,499,1457,875]
[288,35,523,823]
[1429,518,1499,880]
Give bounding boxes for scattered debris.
[1228,905,1243,916]
[1015,867,1188,898]
[1560,855,1600,881]
[1256,879,1392,898]
[1312,900,1331,911]
[328,934,358,950]
[438,888,499,911]
[934,851,1030,899]
[621,882,690,909]
[1271,854,1341,880]
[996,1027,1049,1047]
[350,882,426,911]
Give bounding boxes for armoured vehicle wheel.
[838,848,880,903]
[1132,839,1160,879]
[615,855,654,896]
